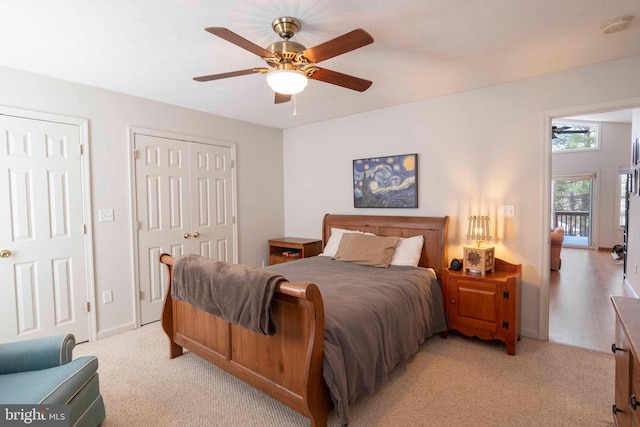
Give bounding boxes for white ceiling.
[1,1,639,129]
[563,110,633,123]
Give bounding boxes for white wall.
[283,54,640,339]
[0,65,284,338]
[628,109,640,296]
[552,121,631,249]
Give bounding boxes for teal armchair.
[0,334,105,426]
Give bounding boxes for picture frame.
[353,153,418,208]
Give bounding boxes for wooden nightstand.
[268,237,322,265]
[442,258,522,355]
[611,296,640,426]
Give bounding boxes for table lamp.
[463,215,495,275]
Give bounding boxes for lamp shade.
[266,69,308,95]
[465,215,492,245]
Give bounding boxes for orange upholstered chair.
[550,226,565,270]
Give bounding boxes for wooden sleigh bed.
[159,214,449,426]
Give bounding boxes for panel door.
[135,134,191,325]
[0,115,89,343]
[135,134,235,325]
[189,142,234,262]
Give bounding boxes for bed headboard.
[322,214,450,274]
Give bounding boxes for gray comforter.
[266,256,447,425]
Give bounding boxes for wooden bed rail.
[158,253,332,427]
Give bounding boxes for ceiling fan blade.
[205,27,274,58]
[558,130,590,134]
[301,29,373,63]
[193,68,262,82]
[309,68,372,92]
[274,92,292,104]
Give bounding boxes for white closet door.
[135,133,235,325]
[0,115,89,343]
[190,142,235,261]
[135,134,190,325]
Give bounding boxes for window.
[618,168,631,228]
[551,121,600,152]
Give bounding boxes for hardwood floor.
[549,247,634,353]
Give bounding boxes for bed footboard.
[159,254,332,427]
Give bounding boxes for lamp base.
[462,246,495,275]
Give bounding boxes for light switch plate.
[103,290,113,304]
[98,209,114,222]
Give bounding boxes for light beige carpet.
[75,323,615,426]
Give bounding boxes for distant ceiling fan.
[551,125,591,139]
[193,17,374,104]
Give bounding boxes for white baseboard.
[521,327,539,340]
[96,321,136,340]
[624,278,639,298]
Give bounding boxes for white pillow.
[390,235,424,267]
[320,228,375,257]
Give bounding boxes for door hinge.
[139,290,144,300]
[503,291,509,299]
[78,144,84,155]
[230,160,235,168]
[86,302,91,312]
[82,224,87,234]
[502,321,509,329]
[232,216,236,224]
[133,149,140,159]
[137,221,142,230]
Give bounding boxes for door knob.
[193,232,200,238]
[0,249,10,258]
[183,233,191,239]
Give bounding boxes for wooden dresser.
[442,258,521,355]
[268,237,322,265]
[611,296,640,426]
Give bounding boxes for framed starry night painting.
[353,153,418,208]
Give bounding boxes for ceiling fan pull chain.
[293,94,298,117]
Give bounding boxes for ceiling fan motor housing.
[272,17,301,40]
[267,40,307,66]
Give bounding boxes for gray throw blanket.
[171,254,285,335]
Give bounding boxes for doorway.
[546,107,635,352]
[552,174,595,248]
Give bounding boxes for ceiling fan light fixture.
[266,69,308,95]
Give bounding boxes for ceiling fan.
[193,17,374,104]
[551,125,590,139]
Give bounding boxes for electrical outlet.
[98,209,114,222]
[502,205,516,217]
[103,290,113,304]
